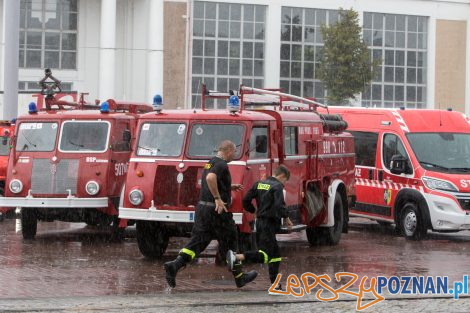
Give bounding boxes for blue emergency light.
[28,102,38,114]
[153,94,163,113]
[228,95,240,114]
[100,101,110,113]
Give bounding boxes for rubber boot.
[233,263,258,288]
[164,255,187,288]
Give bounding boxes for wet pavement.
[1,217,470,311]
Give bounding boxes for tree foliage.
[317,9,380,105]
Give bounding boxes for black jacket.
[242,176,288,222]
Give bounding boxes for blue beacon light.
[100,101,110,113]
[153,94,163,113]
[228,95,240,114]
[28,102,38,114]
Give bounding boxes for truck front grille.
[31,159,79,195]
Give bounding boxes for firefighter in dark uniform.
[164,140,258,288]
[226,165,292,290]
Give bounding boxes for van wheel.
[21,208,37,240]
[136,221,169,258]
[400,203,427,240]
[306,193,343,246]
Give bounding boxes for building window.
[362,13,427,108]
[191,1,266,108]
[19,0,78,70]
[280,7,338,102]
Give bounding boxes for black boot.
[233,263,258,288]
[164,255,187,288]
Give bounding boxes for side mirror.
[390,154,408,175]
[255,135,267,153]
[123,129,131,143]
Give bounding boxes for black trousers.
[243,218,282,284]
[180,204,238,262]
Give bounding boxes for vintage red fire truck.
[119,85,355,258]
[322,106,470,240]
[0,120,15,221]
[0,70,152,239]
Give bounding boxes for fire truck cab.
[0,70,152,239]
[0,120,15,221]
[119,86,355,258]
[324,107,470,240]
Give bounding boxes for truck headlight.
[9,179,23,194]
[129,189,144,205]
[85,181,100,195]
[422,177,458,192]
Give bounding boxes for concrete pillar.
[427,17,436,109]
[147,0,164,103]
[2,0,20,120]
[466,18,470,115]
[99,0,116,101]
[264,2,281,88]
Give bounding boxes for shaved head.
[218,140,236,152]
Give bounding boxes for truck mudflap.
[119,206,243,224]
[0,195,108,208]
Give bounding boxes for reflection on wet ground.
[1,217,470,298]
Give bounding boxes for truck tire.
[400,202,427,240]
[21,208,37,240]
[136,221,169,259]
[306,192,343,246]
[110,216,125,242]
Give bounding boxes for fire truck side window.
[16,122,58,152]
[383,133,412,174]
[284,126,298,155]
[248,127,268,159]
[349,131,378,167]
[0,136,10,155]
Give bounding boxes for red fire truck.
[119,86,355,258]
[323,107,470,240]
[0,120,15,221]
[0,70,153,239]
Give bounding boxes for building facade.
[0,0,469,116]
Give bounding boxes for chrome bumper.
[119,206,243,224]
[0,196,109,208]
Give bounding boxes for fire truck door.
[109,122,131,196]
[246,126,271,184]
[349,131,393,219]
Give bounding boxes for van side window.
[284,126,298,155]
[249,127,268,159]
[350,131,378,167]
[383,133,412,173]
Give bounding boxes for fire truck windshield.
[0,136,10,156]
[407,132,470,173]
[59,121,110,152]
[16,122,58,152]
[188,124,244,158]
[137,122,186,157]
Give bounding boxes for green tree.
[317,8,380,105]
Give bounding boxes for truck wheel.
[400,202,427,240]
[21,208,37,240]
[136,221,169,259]
[306,193,343,246]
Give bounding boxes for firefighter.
[226,165,293,291]
[164,140,258,288]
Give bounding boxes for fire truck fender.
[326,179,347,227]
[393,188,431,230]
